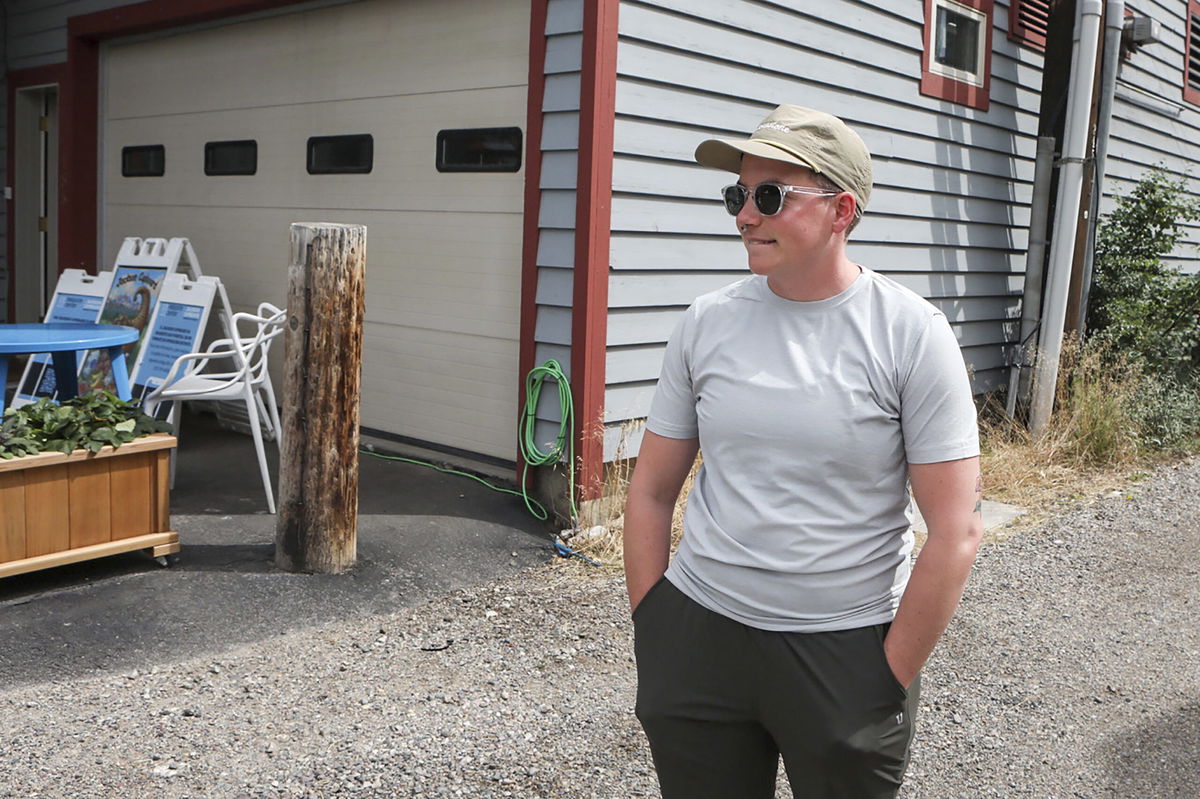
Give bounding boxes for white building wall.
[604,0,1046,458]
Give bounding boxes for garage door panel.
[360,383,516,459]
[104,204,523,345]
[105,0,530,120]
[104,87,529,214]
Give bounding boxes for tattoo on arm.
[974,474,983,515]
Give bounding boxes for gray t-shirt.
[646,268,979,633]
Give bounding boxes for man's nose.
[736,195,761,229]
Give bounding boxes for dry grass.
[979,335,1172,532]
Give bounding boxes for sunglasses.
[721,182,841,217]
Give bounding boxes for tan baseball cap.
[694,104,873,211]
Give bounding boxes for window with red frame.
[1009,0,1049,50]
[921,0,995,111]
[1187,0,1200,106]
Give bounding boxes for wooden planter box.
[0,433,178,579]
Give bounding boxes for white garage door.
[101,0,530,462]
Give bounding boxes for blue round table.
[0,323,140,409]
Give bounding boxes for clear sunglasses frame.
[721,182,841,217]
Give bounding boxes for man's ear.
[831,193,857,234]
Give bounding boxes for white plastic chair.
[145,302,286,513]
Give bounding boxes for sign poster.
[76,265,167,395]
[20,293,107,403]
[131,300,207,408]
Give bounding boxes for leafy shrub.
[1132,375,1200,454]
[0,392,172,459]
[1087,168,1200,382]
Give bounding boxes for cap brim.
[694,138,819,175]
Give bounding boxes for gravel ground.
[1,456,1197,798]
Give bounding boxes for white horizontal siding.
[604,0,1046,452]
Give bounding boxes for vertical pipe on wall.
[1029,0,1104,435]
[1077,0,1125,331]
[1007,135,1058,417]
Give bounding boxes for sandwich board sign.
[9,269,115,408]
[10,236,232,409]
[128,273,220,419]
[74,238,181,396]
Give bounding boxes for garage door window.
[307,134,373,174]
[122,145,165,177]
[436,127,522,172]
[205,140,257,176]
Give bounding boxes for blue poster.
[132,301,205,406]
[20,293,106,402]
[49,293,105,324]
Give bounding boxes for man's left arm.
[884,455,984,688]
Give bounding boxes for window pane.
[436,127,522,173]
[205,140,257,176]
[122,145,165,177]
[935,6,982,73]
[307,134,373,174]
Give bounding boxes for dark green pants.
[633,578,919,799]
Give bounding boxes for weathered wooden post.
[275,223,366,573]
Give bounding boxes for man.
[624,104,983,798]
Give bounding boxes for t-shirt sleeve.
[900,312,980,464]
[645,308,700,440]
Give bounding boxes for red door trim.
[571,0,619,502]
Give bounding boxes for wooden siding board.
[538,189,578,228]
[612,89,1039,176]
[609,197,1031,251]
[607,308,684,345]
[611,154,1032,205]
[535,305,573,345]
[604,381,656,422]
[535,268,574,305]
[609,233,1033,273]
[630,0,920,42]
[536,232,576,269]
[604,420,644,462]
[543,74,582,112]
[615,41,1041,137]
[545,0,584,35]
[544,33,585,74]
[618,2,918,80]
[540,151,580,189]
[541,111,581,150]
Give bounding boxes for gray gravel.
[2,456,1197,798]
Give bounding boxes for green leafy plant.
[0,392,172,459]
[1087,167,1200,382]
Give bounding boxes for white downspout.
[1029,0,1105,435]
[1077,0,1126,330]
